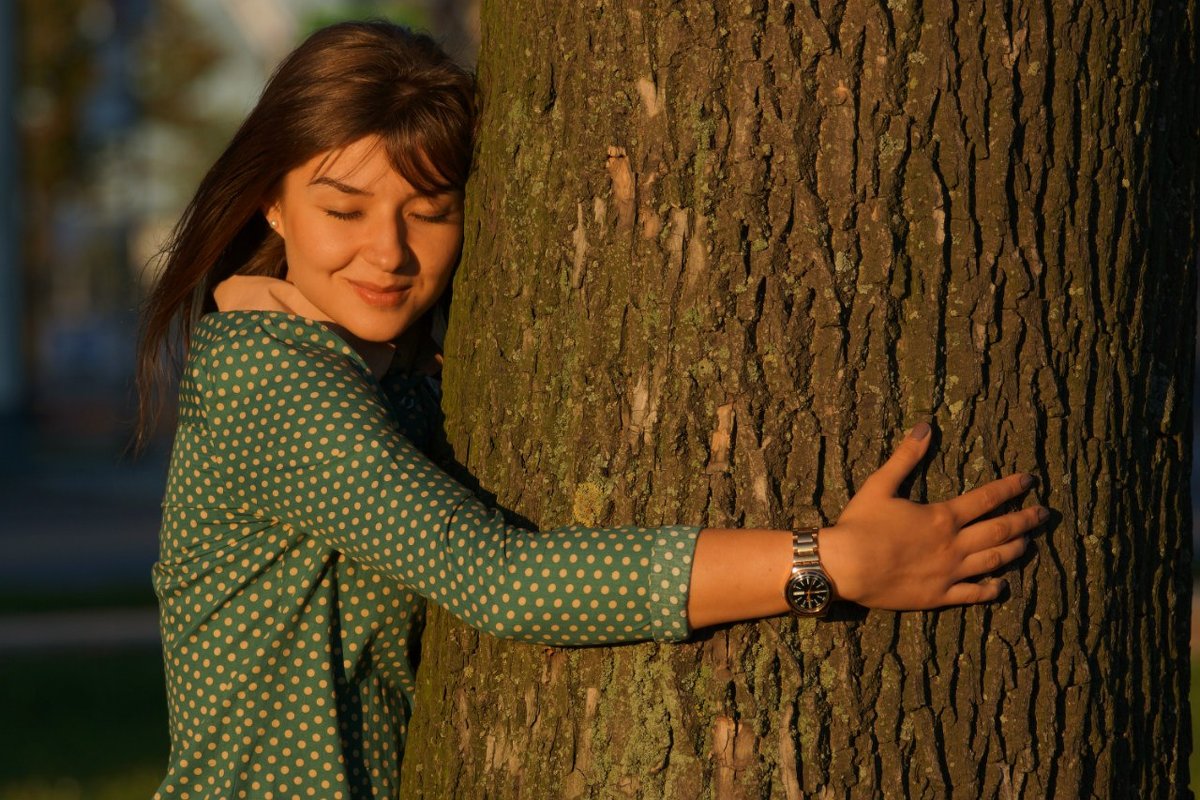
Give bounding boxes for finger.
[942,577,1007,606]
[945,472,1036,526]
[955,505,1048,553]
[954,536,1028,581]
[861,423,934,497]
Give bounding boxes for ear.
[262,201,284,238]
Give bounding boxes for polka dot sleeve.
[197,313,700,645]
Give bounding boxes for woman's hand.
[686,422,1045,629]
[818,422,1047,610]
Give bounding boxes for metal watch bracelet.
[784,526,835,616]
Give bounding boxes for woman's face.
[267,135,464,342]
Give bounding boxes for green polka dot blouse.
[151,311,700,799]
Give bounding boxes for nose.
[363,216,409,271]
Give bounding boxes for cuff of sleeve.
[647,525,703,642]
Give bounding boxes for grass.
[1193,659,1199,790]
[0,648,168,800]
[0,586,157,617]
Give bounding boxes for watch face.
[787,570,831,614]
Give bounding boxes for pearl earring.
[269,219,278,229]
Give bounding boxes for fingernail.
[1020,474,1035,490]
[1037,506,1050,522]
[909,422,931,441]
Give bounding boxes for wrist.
[814,524,862,604]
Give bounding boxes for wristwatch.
[784,527,835,617]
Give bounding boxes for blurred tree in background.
[17,0,215,453]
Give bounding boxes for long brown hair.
[134,20,476,449]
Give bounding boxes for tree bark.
[401,1,1198,797]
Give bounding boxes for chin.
[331,313,408,343]
[352,324,409,343]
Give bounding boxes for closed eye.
[324,209,363,221]
[412,211,454,223]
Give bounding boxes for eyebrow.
[308,176,372,196]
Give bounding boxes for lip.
[346,278,413,308]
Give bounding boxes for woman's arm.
[199,315,699,645]
[686,527,792,628]
[687,423,1045,629]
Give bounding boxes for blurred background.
[0,1,1197,798]
[0,1,476,797]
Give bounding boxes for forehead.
[291,136,395,188]
[283,134,458,201]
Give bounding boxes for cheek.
[416,229,463,280]
[285,217,356,274]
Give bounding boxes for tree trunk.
[401,1,1198,797]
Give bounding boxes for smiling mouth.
[347,279,412,308]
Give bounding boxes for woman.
[137,20,1046,799]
